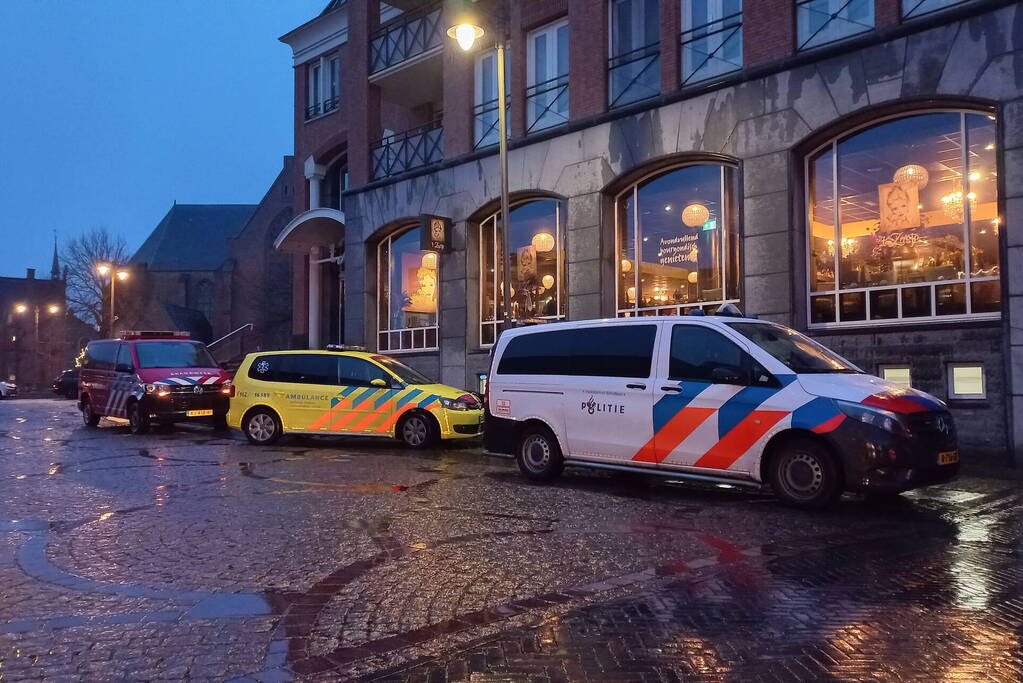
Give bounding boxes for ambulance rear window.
[498,325,656,378]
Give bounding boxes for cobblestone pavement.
[0,398,1021,681]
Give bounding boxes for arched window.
[195,279,214,323]
[615,163,740,316]
[807,110,1000,326]
[377,225,439,352]
[479,198,566,345]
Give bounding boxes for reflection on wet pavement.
[0,399,1021,681]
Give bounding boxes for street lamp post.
[96,264,130,337]
[13,303,61,388]
[447,8,513,332]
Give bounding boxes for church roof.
[131,204,257,272]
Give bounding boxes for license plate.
[938,450,959,465]
[186,409,214,417]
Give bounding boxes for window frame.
[804,108,1001,330]
[614,162,742,318]
[878,364,912,388]
[680,0,744,86]
[305,52,341,121]
[473,49,509,150]
[796,0,875,52]
[478,198,567,348]
[526,19,570,133]
[947,362,986,400]
[901,0,972,20]
[608,0,661,108]
[376,225,440,354]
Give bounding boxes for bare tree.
[62,227,129,330]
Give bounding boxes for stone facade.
[338,3,1023,462]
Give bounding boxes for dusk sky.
[0,0,326,278]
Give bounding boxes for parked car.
[78,331,231,434]
[0,380,16,399]
[227,348,483,448]
[484,308,959,508]
[52,369,79,399]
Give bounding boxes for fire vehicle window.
[85,342,117,371]
[134,341,217,369]
[114,344,134,372]
[497,325,656,378]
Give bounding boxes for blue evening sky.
[0,0,326,277]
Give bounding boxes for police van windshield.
[135,341,217,369]
[372,356,434,385]
[725,322,860,374]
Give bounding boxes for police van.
[484,310,959,508]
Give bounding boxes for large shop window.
[479,198,566,346]
[377,226,439,352]
[616,164,740,317]
[807,111,1000,327]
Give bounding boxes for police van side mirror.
[711,366,746,385]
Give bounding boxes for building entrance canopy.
[274,208,345,253]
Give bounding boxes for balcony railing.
[371,119,443,180]
[473,96,509,150]
[305,96,339,121]
[902,0,971,18]
[608,42,660,109]
[526,75,569,134]
[796,0,874,51]
[369,2,443,75]
[680,11,743,86]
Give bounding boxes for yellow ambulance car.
[226,349,483,448]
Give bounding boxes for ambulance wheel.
[81,398,100,428]
[127,402,150,435]
[768,437,842,509]
[398,412,436,449]
[516,425,564,482]
[244,408,282,446]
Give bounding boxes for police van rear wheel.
[516,426,564,482]
[768,438,841,509]
[244,409,282,446]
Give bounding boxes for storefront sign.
[657,234,699,265]
[420,214,452,252]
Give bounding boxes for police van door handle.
[660,386,682,393]
[626,383,646,390]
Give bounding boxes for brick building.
[279,0,1022,461]
[128,158,296,356]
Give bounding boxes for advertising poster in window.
[878,182,920,232]
[402,253,437,314]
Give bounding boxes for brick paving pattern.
[0,398,1020,681]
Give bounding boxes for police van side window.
[669,325,774,386]
[498,325,656,378]
[85,343,117,371]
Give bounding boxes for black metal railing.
[305,96,340,121]
[796,0,874,51]
[473,96,509,149]
[369,2,443,74]
[525,75,569,134]
[680,11,743,86]
[371,119,444,180]
[608,42,660,109]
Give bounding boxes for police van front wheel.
[768,438,842,509]
[516,426,564,482]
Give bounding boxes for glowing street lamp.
[96,263,130,336]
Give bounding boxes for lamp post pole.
[496,41,512,332]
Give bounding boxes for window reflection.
[807,111,1000,325]
[377,226,439,351]
[617,164,740,316]
[480,199,566,345]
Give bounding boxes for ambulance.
[226,349,483,447]
[484,309,959,508]
[78,331,231,434]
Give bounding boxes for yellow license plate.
[186,409,214,417]
[938,450,959,465]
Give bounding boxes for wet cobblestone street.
[1,398,1021,681]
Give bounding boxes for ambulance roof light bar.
[120,331,191,340]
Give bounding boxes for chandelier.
[893,164,929,189]
[941,188,976,222]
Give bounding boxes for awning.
[274,208,345,253]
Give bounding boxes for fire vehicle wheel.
[516,425,564,482]
[768,437,842,509]
[127,402,150,435]
[244,408,282,445]
[81,399,100,428]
